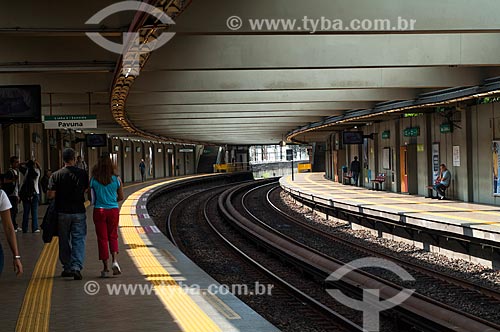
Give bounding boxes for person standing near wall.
[90,152,124,277]
[19,160,41,233]
[3,156,21,232]
[139,159,146,182]
[0,189,23,277]
[76,156,88,173]
[350,156,361,186]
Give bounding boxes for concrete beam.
[126,102,373,114]
[0,0,134,30]
[129,111,344,120]
[0,73,112,93]
[134,67,485,91]
[147,34,500,70]
[0,36,119,64]
[175,0,500,33]
[127,89,419,105]
[137,117,321,125]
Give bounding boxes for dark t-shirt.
[48,166,89,214]
[351,160,361,173]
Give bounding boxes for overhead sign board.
[43,115,97,129]
[179,148,194,153]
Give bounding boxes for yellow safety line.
[16,238,58,332]
[120,177,221,332]
[15,177,208,332]
[285,173,500,227]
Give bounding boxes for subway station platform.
[280,173,500,244]
[0,177,277,332]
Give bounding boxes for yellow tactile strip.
[15,238,58,332]
[15,200,93,332]
[14,177,213,332]
[120,176,222,332]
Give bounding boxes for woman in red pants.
[90,152,124,277]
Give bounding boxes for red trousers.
[93,208,119,261]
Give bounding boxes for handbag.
[41,200,58,243]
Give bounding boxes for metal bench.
[343,172,353,185]
[372,173,386,190]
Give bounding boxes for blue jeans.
[352,172,360,186]
[22,194,40,232]
[58,213,87,272]
[433,183,447,198]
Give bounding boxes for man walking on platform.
[48,148,89,280]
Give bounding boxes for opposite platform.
[280,173,500,244]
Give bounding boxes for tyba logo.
[86,1,176,76]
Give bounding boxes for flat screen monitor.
[86,134,108,147]
[342,131,364,145]
[0,85,42,123]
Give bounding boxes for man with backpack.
[3,156,22,232]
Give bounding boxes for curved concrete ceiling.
[2,1,500,145]
[128,0,500,145]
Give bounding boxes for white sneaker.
[112,262,121,275]
[16,227,22,232]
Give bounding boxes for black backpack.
[19,168,37,201]
[2,169,16,196]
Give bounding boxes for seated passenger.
[432,164,451,200]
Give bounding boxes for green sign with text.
[440,123,453,133]
[403,127,420,137]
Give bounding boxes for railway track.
[167,182,367,332]
[263,183,500,303]
[220,179,500,332]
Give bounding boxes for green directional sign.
[403,127,420,137]
[382,130,390,139]
[440,123,453,133]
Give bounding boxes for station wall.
[326,101,500,205]
[0,125,199,185]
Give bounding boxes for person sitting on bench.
[432,164,451,200]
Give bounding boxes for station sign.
[440,123,453,133]
[402,113,423,118]
[286,149,293,161]
[403,127,420,137]
[179,148,194,153]
[43,115,97,129]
